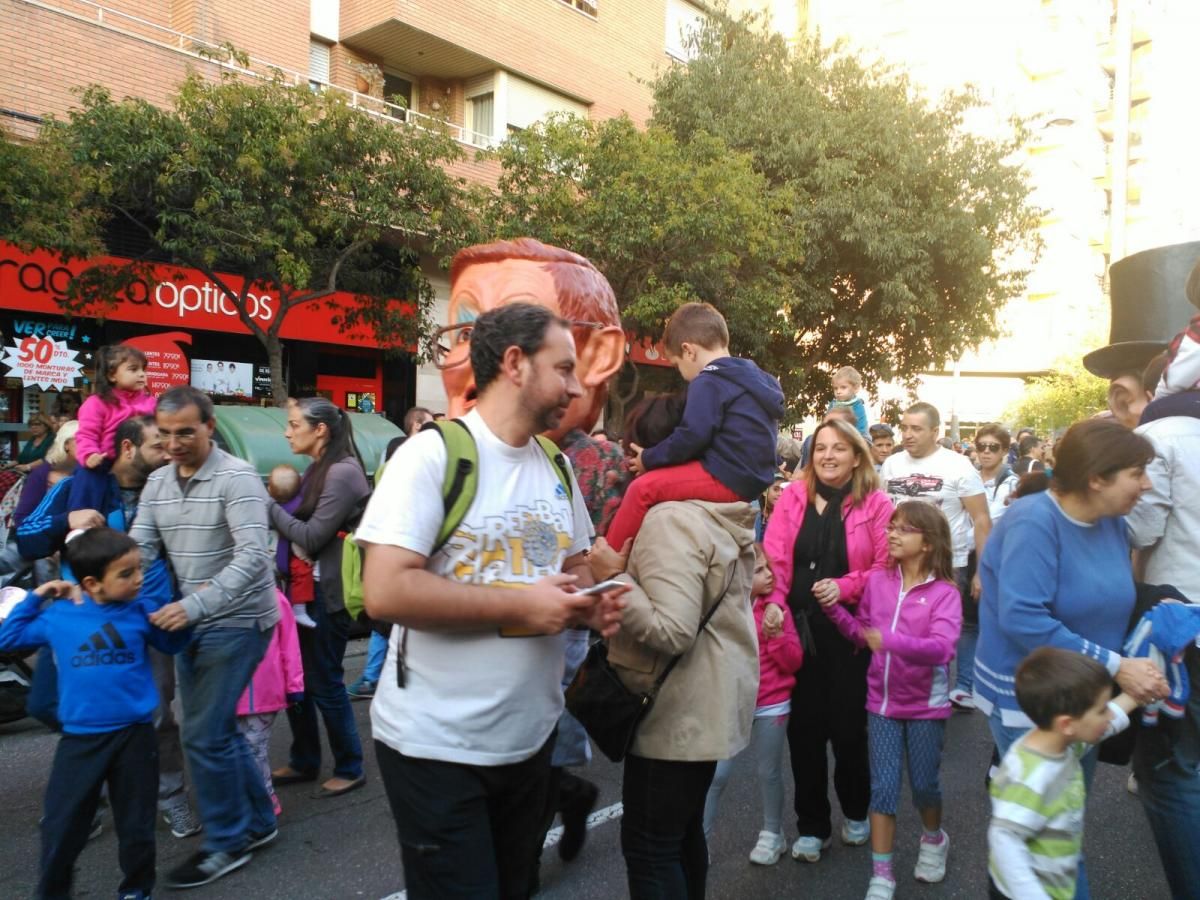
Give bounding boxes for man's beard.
[534,404,566,435]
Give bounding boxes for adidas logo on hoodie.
[71,623,135,667]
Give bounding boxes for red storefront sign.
[0,243,392,347]
[122,331,192,394]
[627,335,672,368]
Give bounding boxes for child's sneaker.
[841,818,870,846]
[748,830,786,865]
[791,835,832,862]
[914,830,949,883]
[293,606,317,629]
[271,792,282,817]
[866,875,896,899]
[162,795,202,838]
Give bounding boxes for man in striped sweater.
[130,386,280,890]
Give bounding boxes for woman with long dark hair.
[268,397,371,797]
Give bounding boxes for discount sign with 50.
[1,335,83,390]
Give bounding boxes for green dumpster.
[212,406,401,481]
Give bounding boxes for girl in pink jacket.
[820,501,962,900]
[71,344,158,510]
[238,591,305,815]
[703,545,804,866]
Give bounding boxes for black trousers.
[621,755,717,900]
[788,616,871,839]
[40,722,157,899]
[375,735,553,900]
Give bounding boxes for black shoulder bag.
[565,567,737,763]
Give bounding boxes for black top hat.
[1083,240,1200,378]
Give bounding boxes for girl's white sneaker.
[914,831,949,883]
[865,875,896,899]
[748,830,786,865]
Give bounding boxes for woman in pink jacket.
[762,417,891,863]
[820,501,961,900]
[237,591,305,816]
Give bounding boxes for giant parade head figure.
[438,238,626,440]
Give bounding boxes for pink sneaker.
[271,793,282,817]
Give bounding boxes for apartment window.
[555,0,597,17]
[383,72,415,121]
[469,92,495,146]
[665,0,707,61]
[308,40,331,91]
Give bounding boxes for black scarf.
[787,479,853,654]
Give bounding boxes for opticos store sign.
[0,243,385,346]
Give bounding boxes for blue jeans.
[285,586,364,780]
[987,705,1096,900]
[1133,753,1200,898]
[953,566,977,694]
[361,630,388,684]
[177,626,276,853]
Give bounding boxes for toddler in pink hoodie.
[237,590,305,815]
[703,544,804,866]
[70,344,158,512]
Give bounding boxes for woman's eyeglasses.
[975,441,1003,453]
[886,523,923,535]
[432,319,608,369]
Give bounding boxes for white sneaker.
[1127,772,1139,795]
[791,835,832,862]
[841,818,870,846]
[948,688,975,710]
[914,831,949,883]
[866,875,896,899]
[749,830,786,865]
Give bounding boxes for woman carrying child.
[820,501,962,899]
[267,397,370,798]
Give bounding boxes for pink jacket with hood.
[75,388,157,462]
[823,566,962,720]
[753,596,804,707]
[238,591,304,716]
[762,483,893,612]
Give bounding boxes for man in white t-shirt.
[356,303,627,900]
[880,401,992,709]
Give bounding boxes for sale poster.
[1,335,84,390]
[122,331,192,395]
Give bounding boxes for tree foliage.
[6,72,476,403]
[488,12,1042,416]
[1004,357,1109,435]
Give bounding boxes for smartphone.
[578,578,626,596]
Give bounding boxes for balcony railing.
[19,0,498,149]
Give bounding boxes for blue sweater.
[641,356,785,498]
[0,591,189,734]
[828,396,869,435]
[974,491,1135,727]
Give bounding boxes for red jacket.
[762,485,892,612]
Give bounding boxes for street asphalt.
[0,640,1173,899]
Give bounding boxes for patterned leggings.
[238,712,278,798]
[867,714,945,815]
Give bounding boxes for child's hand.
[148,601,191,632]
[863,628,884,651]
[628,443,646,476]
[34,580,83,604]
[85,453,106,469]
[761,602,784,639]
[812,578,841,608]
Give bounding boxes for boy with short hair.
[605,302,785,549]
[829,365,869,435]
[266,464,317,629]
[0,527,190,900]
[988,647,1141,900]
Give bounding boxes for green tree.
[1004,357,1109,434]
[647,13,1042,415]
[483,114,791,423]
[5,71,475,403]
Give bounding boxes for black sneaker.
[557,778,599,862]
[164,849,251,889]
[245,827,278,851]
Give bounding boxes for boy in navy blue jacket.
[606,302,785,549]
[0,527,190,900]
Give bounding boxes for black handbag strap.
[648,561,741,696]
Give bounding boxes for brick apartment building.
[0,0,728,427]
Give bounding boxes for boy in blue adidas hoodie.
[606,302,785,549]
[0,527,190,900]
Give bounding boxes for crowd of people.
[0,236,1198,900]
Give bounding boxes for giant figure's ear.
[577,326,626,388]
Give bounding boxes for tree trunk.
[266,332,287,406]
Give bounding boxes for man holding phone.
[357,301,627,900]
